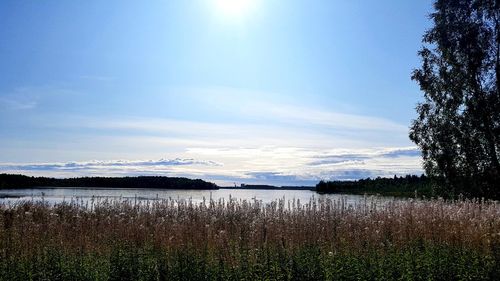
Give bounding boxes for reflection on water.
[0,187,394,207]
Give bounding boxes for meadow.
[1,196,499,281]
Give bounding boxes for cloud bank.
[0,147,423,186]
[0,158,221,172]
[0,86,423,185]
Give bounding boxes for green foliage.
[0,198,498,280]
[316,174,436,198]
[0,243,497,281]
[410,0,500,199]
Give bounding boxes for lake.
[0,187,394,207]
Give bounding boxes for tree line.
[316,175,436,198]
[409,0,499,199]
[0,174,218,190]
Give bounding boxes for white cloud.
[173,86,408,133]
[243,102,408,132]
[0,86,422,185]
[0,147,423,186]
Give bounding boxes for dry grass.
[1,196,499,280]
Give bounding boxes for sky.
[0,0,433,186]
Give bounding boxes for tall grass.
[1,197,499,280]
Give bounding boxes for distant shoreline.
[0,186,316,191]
[0,174,218,190]
[219,186,315,191]
[0,174,318,191]
[1,173,443,199]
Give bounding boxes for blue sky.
[0,0,433,185]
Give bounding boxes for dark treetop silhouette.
[410,0,500,199]
[0,174,218,190]
[316,174,434,198]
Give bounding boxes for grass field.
[1,197,499,280]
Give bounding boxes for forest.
[315,175,436,198]
[0,174,218,190]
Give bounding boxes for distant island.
[1,173,439,198]
[0,174,218,190]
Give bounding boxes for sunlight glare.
[213,0,258,21]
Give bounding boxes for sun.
[213,0,258,21]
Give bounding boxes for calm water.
[0,187,394,207]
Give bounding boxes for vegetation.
[410,0,500,199]
[316,175,436,198]
[1,197,498,280]
[0,174,217,190]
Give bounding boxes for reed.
[1,197,499,280]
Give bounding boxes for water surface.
[0,187,393,207]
